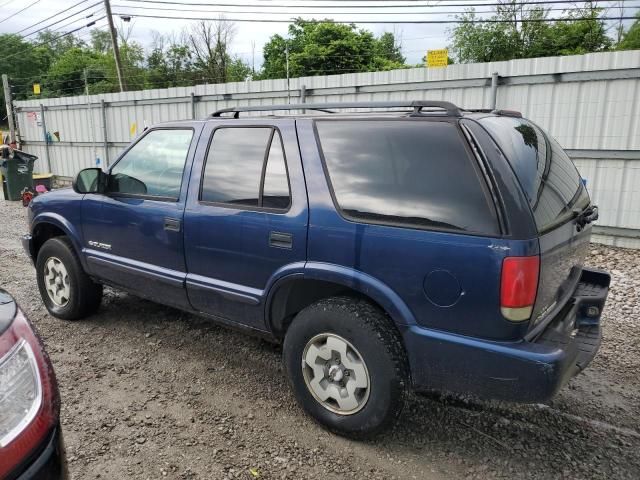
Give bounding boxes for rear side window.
[201,127,291,210]
[315,120,499,235]
[479,117,589,232]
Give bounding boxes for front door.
[81,126,200,309]
[183,120,308,330]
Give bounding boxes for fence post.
[40,104,52,173]
[2,74,16,145]
[190,92,196,119]
[300,84,306,113]
[489,72,499,110]
[101,99,109,167]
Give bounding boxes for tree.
[376,32,405,64]
[259,19,408,79]
[550,4,612,55]
[618,12,640,50]
[146,32,196,88]
[226,56,252,82]
[188,19,234,83]
[44,47,113,96]
[449,0,611,63]
[0,34,51,105]
[90,29,112,54]
[449,11,516,63]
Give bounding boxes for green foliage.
[259,19,408,79]
[3,21,252,101]
[147,43,196,88]
[618,12,640,50]
[449,1,612,63]
[0,34,51,104]
[44,47,110,96]
[227,56,252,82]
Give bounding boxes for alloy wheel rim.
[44,257,71,307]
[301,333,370,415]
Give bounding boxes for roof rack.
[211,100,462,118]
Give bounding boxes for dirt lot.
[1,198,639,480]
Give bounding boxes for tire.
[283,296,408,438]
[36,237,103,320]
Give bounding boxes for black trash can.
[0,147,38,201]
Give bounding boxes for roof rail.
[211,100,462,118]
[492,109,522,118]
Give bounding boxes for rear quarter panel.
[296,120,538,341]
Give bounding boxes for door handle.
[269,231,292,249]
[164,217,181,232]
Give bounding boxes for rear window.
[315,120,499,235]
[479,117,589,232]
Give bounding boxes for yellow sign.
[426,49,448,68]
[33,83,41,95]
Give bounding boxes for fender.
[264,261,418,329]
[32,213,88,270]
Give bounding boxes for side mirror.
[73,168,105,194]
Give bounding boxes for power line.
[16,0,92,34]
[51,9,104,34]
[2,20,103,65]
[0,0,43,25]
[111,12,639,23]
[112,2,639,16]
[22,2,104,38]
[115,0,634,9]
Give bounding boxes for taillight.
[500,256,540,322]
[0,309,59,479]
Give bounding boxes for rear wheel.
[283,296,408,438]
[36,237,103,320]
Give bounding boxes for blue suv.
[22,101,610,437]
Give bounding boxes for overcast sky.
[2,0,638,70]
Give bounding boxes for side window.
[201,127,291,210]
[109,129,193,199]
[315,120,499,235]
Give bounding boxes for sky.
[1,0,638,70]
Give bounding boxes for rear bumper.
[403,267,610,403]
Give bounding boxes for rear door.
[183,119,308,330]
[479,116,592,331]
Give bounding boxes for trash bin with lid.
[0,146,38,201]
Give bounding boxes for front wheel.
[36,237,103,320]
[283,296,408,438]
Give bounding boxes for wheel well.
[32,223,66,259]
[269,278,400,340]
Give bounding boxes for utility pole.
[104,0,126,92]
[285,42,290,104]
[251,40,256,77]
[84,69,98,166]
[2,74,16,145]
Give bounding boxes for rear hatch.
[479,116,594,332]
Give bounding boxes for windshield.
[479,116,589,233]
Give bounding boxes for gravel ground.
[1,197,639,480]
